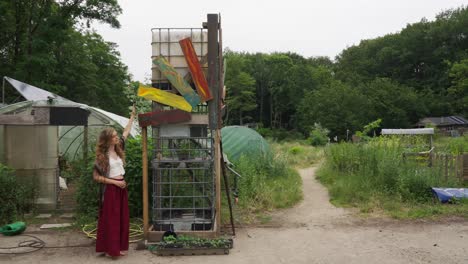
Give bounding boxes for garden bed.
[148,235,233,256]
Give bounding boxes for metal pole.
[219,136,235,236]
[83,125,88,162]
[2,77,5,105]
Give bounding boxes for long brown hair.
[95,128,125,176]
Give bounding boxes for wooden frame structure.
[141,14,223,242]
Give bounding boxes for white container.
[151,28,208,84]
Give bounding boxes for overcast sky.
[94,0,467,82]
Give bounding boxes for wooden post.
[207,13,221,234]
[215,130,221,235]
[142,126,149,238]
[444,154,448,182]
[207,14,219,130]
[460,154,464,181]
[461,154,468,180]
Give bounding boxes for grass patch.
[269,140,323,168]
[316,137,468,219]
[223,153,303,224]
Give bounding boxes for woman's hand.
[122,104,136,140]
[131,104,136,117]
[113,180,127,189]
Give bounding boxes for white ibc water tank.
[151,28,208,86]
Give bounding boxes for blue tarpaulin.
[431,188,468,203]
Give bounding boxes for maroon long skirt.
[96,179,129,257]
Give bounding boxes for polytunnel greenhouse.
[0,77,139,210]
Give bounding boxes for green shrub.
[76,136,152,219]
[307,123,329,146]
[256,127,273,138]
[0,164,37,225]
[124,136,153,217]
[288,146,304,155]
[75,155,100,217]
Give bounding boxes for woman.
[93,106,135,258]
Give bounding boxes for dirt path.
[2,167,468,263]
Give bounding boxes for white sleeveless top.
[108,156,125,178]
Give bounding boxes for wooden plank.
[177,114,209,125]
[33,107,50,124]
[142,127,149,238]
[138,109,191,127]
[152,57,201,108]
[179,38,213,102]
[0,115,35,125]
[184,55,208,82]
[137,85,192,112]
[464,154,468,180]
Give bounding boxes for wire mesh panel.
[151,135,215,231]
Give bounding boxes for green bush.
[76,136,152,219]
[288,146,304,155]
[0,164,37,225]
[256,127,273,138]
[307,123,329,146]
[124,136,153,217]
[75,155,100,217]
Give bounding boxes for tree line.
[0,0,129,115]
[224,6,468,139]
[1,2,466,138]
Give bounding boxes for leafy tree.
[297,80,370,138]
[355,119,382,140]
[360,78,427,128]
[447,59,468,116]
[0,0,129,115]
[225,70,257,125]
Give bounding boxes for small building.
[415,116,468,136]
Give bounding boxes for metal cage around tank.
[149,25,216,235]
[151,136,215,232]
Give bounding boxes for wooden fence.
[403,152,468,182]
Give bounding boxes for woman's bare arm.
[122,105,136,141]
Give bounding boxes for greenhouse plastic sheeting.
[431,188,468,203]
[221,126,270,163]
[0,99,139,161]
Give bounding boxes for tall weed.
[233,154,302,217]
[317,137,467,217]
